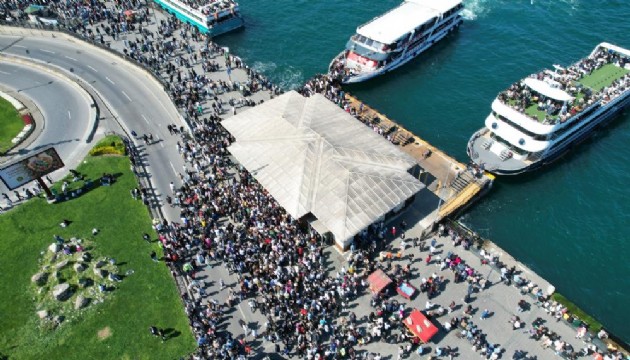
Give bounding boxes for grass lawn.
[0,96,25,154]
[0,150,196,359]
[524,103,555,123]
[579,63,630,92]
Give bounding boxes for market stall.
[403,309,438,343]
[396,281,417,300]
[367,269,392,295]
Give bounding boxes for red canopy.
[404,309,438,343]
[367,269,392,294]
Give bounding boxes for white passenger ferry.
[467,43,630,175]
[153,0,243,36]
[329,0,463,84]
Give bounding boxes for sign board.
[0,148,64,190]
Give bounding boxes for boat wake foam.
[277,66,304,90]
[462,0,494,20]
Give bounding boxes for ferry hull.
[153,0,244,36]
[468,93,630,175]
[330,19,462,84]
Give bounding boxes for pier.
[0,0,627,358]
[344,94,494,228]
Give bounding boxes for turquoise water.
[220,0,630,342]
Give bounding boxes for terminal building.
[222,91,424,250]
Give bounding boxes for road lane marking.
[169,161,178,175]
[141,114,149,124]
[40,49,55,54]
[64,55,78,61]
[87,65,98,72]
[13,45,26,48]
[122,90,132,101]
[160,142,164,148]
[0,70,9,75]
[105,76,115,84]
[68,111,71,119]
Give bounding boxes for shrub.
[89,135,125,156]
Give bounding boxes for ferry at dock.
[329,0,463,84]
[467,43,630,175]
[153,0,243,36]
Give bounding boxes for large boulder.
[74,295,88,310]
[93,267,106,279]
[52,283,72,301]
[31,272,48,286]
[48,243,61,253]
[94,260,107,269]
[81,252,91,263]
[78,277,91,289]
[73,263,87,273]
[52,315,64,328]
[37,310,49,319]
[54,259,69,270]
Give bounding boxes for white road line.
[68,111,71,119]
[160,142,164,148]
[237,303,248,320]
[64,55,78,61]
[105,76,115,84]
[13,45,26,48]
[87,65,98,72]
[169,161,178,175]
[141,114,149,124]
[122,90,132,102]
[0,70,9,75]
[40,49,55,54]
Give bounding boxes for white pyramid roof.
[222,91,424,246]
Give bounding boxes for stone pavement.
[82,5,611,359]
[5,4,618,358]
[322,204,606,359]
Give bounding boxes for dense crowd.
[2,2,628,359]
[498,46,630,124]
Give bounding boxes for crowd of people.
[497,46,630,124]
[1,1,628,359]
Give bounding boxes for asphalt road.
[0,61,91,193]
[0,34,188,210]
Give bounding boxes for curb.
[0,90,34,153]
[0,26,192,134]
[0,53,99,144]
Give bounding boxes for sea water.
[220,0,630,342]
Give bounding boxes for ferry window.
[365,39,374,47]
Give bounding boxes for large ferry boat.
[329,0,463,84]
[467,43,630,175]
[153,0,243,36]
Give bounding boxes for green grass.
[579,63,630,92]
[552,293,603,333]
[0,96,25,154]
[0,151,196,359]
[525,103,555,123]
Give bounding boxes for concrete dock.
[345,94,494,230]
[1,1,626,358]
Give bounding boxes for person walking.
[480,309,490,320]
[150,251,158,262]
[169,181,176,193]
[149,326,166,341]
